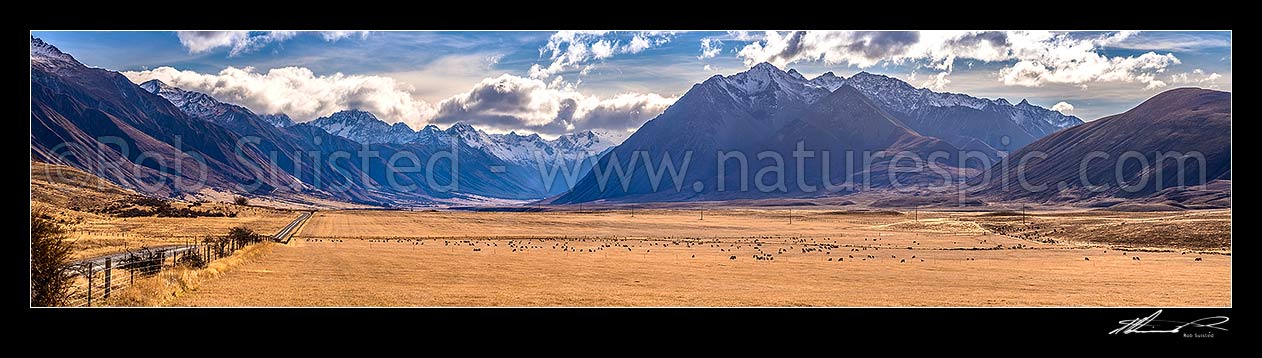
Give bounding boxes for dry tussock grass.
[103,243,274,307]
[876,219,987,234]
[174,209,1230,307]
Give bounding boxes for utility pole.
[914,207,919,222]
[1022,204,1027,225]
[788,208,793,225]
[700,208,704,221]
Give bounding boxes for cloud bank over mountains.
[732,31,1184,90]
[108,30,1227,138]
[123,66,675,137]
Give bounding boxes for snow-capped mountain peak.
[259,113,295,127]
[30,36,81,69]
[446,122,478,134]
[140,79,218,109]
[828,70,1082,136]
[138,80,297,129]
[139,79,255,125]
[786,68,808,81]
[809,71,846,91]
[309,110,418,145]
[391,121,414,131]
[704,62,836,122]
[442,122,491,148]
[407,123,619,165]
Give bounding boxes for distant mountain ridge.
[975,87,1231,205]
[309,110,418,144]
[309,109,619,166]
[46,35,1217,211]
[33,37,601,204]
[813,71,1081,152]
[32,37,300,199]
[140,83,595,201]
[552,62,1081,204]
[670,62,1081,156]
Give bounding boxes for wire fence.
[63,235,265,307]
[36,211,311,307]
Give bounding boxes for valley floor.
[171,209,1231,307]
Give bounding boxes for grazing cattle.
[1084,257,1090,261]
[730,255,737,260]
[1195,257,1203,261]
[900,259,905,263]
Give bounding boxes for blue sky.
[32,30,1231,138]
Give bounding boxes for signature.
[1109,310,1229,335]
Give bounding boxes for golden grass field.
[31,161,299,259]
[172,208,1231,307]
[34,161,1230,306]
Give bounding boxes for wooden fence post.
[103,258,111,300]
[86,262,93,307]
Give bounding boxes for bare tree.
[31,212,75,306]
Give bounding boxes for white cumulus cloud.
[1095,30,1140,46]
[998,32,1180,89]
[431,74,676,134]
[920,72,951,91]
[591,40,615,59]
[124,66,436,129]
[737,31,923,68]
[735,31,1180,90]
[124,66,675,137]
[530,31,674,79]
[698,38,722,59]
[177,31,251,54]
[1051,101,1074,114]
[1169,70,1224,86]
[175,31,369,57]
[622,35,652,54]
[318,31,370,41]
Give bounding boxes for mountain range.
[552,62,1083,204]
[31,36,1229,208]
[309,110,618,166]
[32,37,601,205]
[32,37,298,199]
